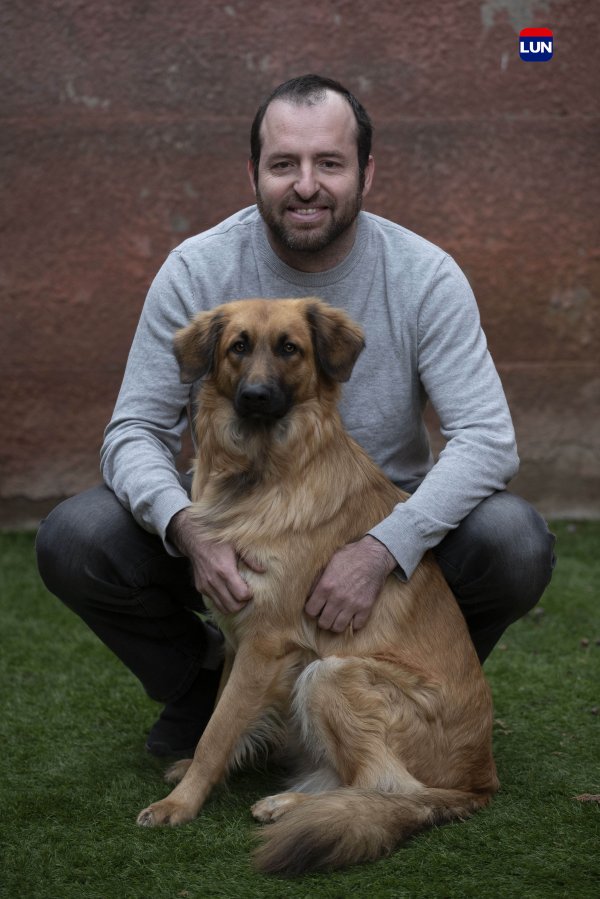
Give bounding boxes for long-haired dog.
[136,297,498,874]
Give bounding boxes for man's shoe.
[145,665,222,758]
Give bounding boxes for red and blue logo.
[519,28,553,61]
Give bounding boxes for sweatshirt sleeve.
[369,255,519,579]
[100,250,198,552]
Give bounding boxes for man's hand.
[168,508,264,616]
[305,535,397,633]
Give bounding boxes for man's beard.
[256,186,363,255]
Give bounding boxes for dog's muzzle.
[234,381,291,420]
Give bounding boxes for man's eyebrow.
[316,150,347,160]
[264,149,348,164]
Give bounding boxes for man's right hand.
[167,508,263,616]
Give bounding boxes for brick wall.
[1,0,598,525]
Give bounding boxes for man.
[36,75,555,758]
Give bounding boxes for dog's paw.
[251,792,302,823]
[136,798,196,828]
[164,758,193,784]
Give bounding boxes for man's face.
[249,92,374,266]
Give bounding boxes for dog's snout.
[235,381,290,420]
[240,384,271,407]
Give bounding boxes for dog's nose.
[239,384,271,409]
[235,381,289,420]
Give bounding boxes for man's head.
[248,75,375,270]
[250,74,373,189]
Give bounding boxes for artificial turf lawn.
[0,521,598,898]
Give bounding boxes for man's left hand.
[305,535,397,633]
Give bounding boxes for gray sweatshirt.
[101,206,518,579]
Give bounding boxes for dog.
[136,297,498,874]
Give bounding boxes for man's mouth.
[287,206,329,223]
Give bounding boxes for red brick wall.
[1,1,598,525]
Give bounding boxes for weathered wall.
[1,0,598,526]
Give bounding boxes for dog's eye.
[282,342,297,355]
[230,341,247,355]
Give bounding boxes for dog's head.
[174,298,365,422]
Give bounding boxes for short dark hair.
[249,74,373,187]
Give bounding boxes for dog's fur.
[136,297,498,874]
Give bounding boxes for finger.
[210,554,253,604]
[315,598,343,631]
[209,584,250,616]
[324,607,354,634]
[194,566,251,612]
[240,552,267,574]
[227,570,253,603]
[351,608,370,630]
[304,590,326,619]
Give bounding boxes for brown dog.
[136,297,498,874]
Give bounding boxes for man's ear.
[305,299,365,383]
[173,310,225,383]
[247,158,257,196]
[361,154,375,200]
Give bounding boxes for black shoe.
[145,665,222,758]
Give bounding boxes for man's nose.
[294,164,319,199]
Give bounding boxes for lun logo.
[519,27,553,61]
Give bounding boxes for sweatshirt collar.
[253,208,371,288]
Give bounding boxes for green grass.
[1,522,598,898]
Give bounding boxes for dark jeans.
[36,484,556,706]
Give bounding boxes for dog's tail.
[253,785,492,875]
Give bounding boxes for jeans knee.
[36,497,89,598]
[36,485,127,601]
[475,493,555,611]
[438,492,555,619]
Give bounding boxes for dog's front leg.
[215,641,235,705]
[137,643,285,828]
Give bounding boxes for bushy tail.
[253,786,491,875]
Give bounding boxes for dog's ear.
[173,310,225,383]
[306,300,365,382]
